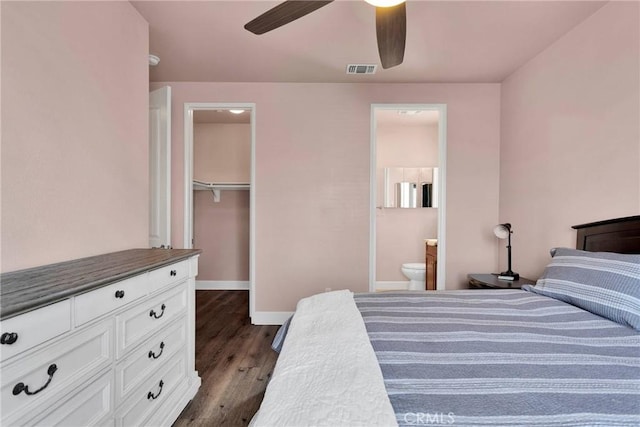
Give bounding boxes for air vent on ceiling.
[346,64,377,75]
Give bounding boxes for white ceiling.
[132,0,606,84]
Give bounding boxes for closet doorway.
[184,103,256,318]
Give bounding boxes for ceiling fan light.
[365,0,405,7]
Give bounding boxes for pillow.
[524,247,640,331]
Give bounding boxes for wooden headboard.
[572,215,640,254]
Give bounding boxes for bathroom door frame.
[369,104,447,291]
[183,102,257,319]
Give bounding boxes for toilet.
[401,263,426,290]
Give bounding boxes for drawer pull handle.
[1,332,18,345]
[149,304,166,319]
[12,364,58,396]
[115,290,125,299]
[148,341,165,359]
[170,270,177,276]
[147,380,164,400]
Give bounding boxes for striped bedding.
[354,290,640,426]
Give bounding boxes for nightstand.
[467,273,536,289]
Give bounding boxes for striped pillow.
[524,247,640,330]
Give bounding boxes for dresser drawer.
[116,283,187,359]
[1,320,112,425]
[148,260,188,294]
[117,351,186,427]
[0,300,71,363]
[26,371,113,427]
[115,315,187,404]
[75,274,149,327]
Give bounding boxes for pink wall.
[1,2,149,272]
[194,190,249,281]
[500,1,639,279]
[376,123,439,281]
[194,123,250,281]
[377,123,439,169]
[194,123,251,183]
[151,82,501,312]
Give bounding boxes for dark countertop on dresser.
[0,248,202,320]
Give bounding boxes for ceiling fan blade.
[245,0,334,35]
[375,3,406,69]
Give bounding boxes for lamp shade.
[493,223,511,239]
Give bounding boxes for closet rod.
[193,180,249,202]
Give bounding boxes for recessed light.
[364,0,405,7]
[229,109,245,114]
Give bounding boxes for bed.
[251,216,640,426]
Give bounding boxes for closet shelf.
[193,180,249,202]
[193,180,249,191]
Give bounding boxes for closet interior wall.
[193,122,251,285]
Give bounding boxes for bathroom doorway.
[184,103,256,319]
[369,104,447,292]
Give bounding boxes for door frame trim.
[369,103,447,291]
[183,102,257,318]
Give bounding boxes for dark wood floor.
[173,291,279,426]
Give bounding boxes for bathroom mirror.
[383,167,438,208]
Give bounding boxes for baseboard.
[375,281,410,291]
[251,311,293,325]
[196,280,249,290]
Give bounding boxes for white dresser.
[0,249,202,426]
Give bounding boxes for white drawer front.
[116,283,187,359]
[148,260,188,294]
[115,315,187,404]
[27,371,113,427]
[75,274,148,327]
[1,320,113,425]
[117,352,186,427]
[0,300,71,363]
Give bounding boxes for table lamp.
[494,223,519,280]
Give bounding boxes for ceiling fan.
[244,0,407,69]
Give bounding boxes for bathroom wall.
[376,120,439,283]
[193,123,250,282]
[1,1,148,272]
